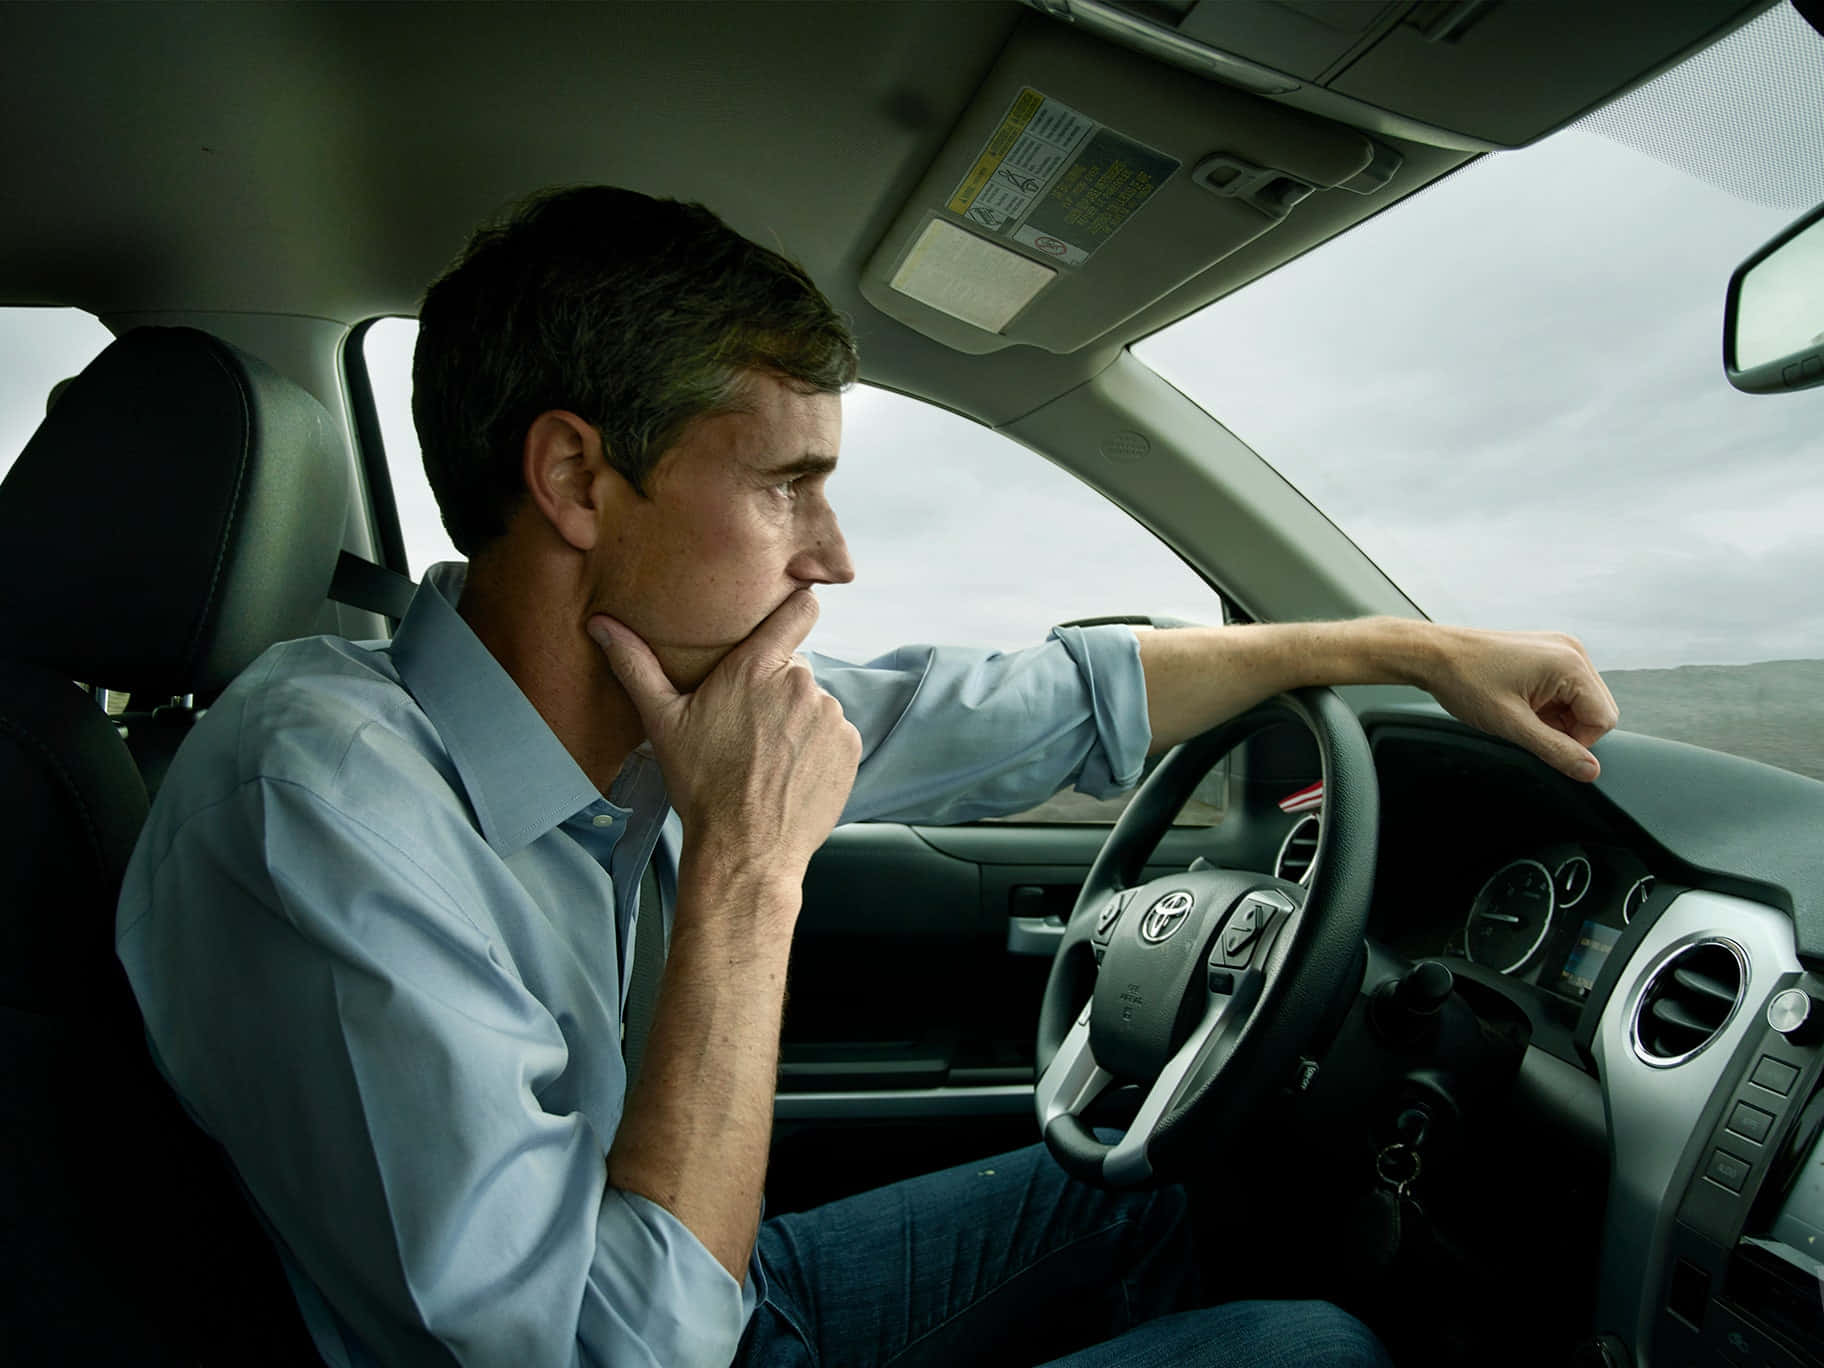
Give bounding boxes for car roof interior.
[3,0,1774,432]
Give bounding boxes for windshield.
[1137,2,1824,781]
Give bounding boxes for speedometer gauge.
[1464,858,1557,973]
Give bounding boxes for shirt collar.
[388,562,605,858]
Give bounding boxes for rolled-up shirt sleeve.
[118,776,744,1368]
[585,1193,745,1367]
[811,622,1152,826]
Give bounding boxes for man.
[118,187,1617,1367]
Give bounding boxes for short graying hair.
[412,186,859,555]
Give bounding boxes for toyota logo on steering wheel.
[1139,890,1194,944]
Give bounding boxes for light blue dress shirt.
[116,564,1150,1368]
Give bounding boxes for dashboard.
[1232,704,1824,1365]
[1353,719,1676,1027]
[1322,708,1824,1368]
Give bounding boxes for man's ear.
[521,411,621,552]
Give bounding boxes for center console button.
[1725,1101,1774,1145]
[1705,1148,1751,1193]
[1749,1055,1800,1096]
[1766,987,1820,1042]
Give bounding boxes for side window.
[824,385,1225,826]
[1,306,115,484]
[2,307,127,714]
[362,317,458,575]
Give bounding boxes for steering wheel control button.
[1704,1148,1751,1193]
[1206,967,1236,995]
[1221,919,1259,960]
[1214,891,1293,968]
[1138,890,1195,945]
[1095,897,1125,939]
[1750,1055,1800,1096]
[1725,1101,1774,1145]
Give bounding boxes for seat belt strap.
[329,550,417,621]
[622,863,666,1091]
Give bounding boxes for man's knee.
[1268,1300,1391,1368]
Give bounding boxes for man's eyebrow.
[752,453,839,479]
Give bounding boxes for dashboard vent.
[1632,940,1746,1066]
[1275,813,1320,886]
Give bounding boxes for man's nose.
[793,512,855,586]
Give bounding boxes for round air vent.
[1631,939,1746,1066]
[1275,813,1321,886]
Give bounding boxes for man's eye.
[772,477,801,499]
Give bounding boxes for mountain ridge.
[1602,657,1824,783]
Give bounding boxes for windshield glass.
[1137,2,1824,781]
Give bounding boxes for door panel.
[784,824,1228,1106]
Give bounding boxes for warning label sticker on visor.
[946,88,1178,268]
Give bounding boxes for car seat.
[0,326,353,1364]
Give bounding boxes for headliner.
[0,0,1768,425]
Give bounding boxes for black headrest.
[0,327,350,698]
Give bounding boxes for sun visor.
[860,15,1378,356]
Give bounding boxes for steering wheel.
[1034,687,1378,1186]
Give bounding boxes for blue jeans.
[735,1141,1391,1368]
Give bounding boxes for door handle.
[1006,914,1066,956]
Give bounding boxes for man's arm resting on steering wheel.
[1138,616,1619,781]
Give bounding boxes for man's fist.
[588,590,861,887]
[1424,626,1619,781]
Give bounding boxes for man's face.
[590,370,853,689]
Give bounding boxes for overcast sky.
[1142,125,1823,670]
[6,6,1821,676]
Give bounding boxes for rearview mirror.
[1725,201,1824,394]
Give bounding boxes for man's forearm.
[1139,617,1437,753]
[1138,616,1617,781]
[605,853,797,1278]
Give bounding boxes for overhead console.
[860,0,1765,356]
[1020,0,1770,150]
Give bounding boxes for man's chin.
[651,641,735,693]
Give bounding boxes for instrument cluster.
[1457,842,1656,1002]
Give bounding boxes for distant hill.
[1602,658,1824,783]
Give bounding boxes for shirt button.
[592,813,614,828]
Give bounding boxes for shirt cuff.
[1048,624,1151,797]
[582,1189,748,1368]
